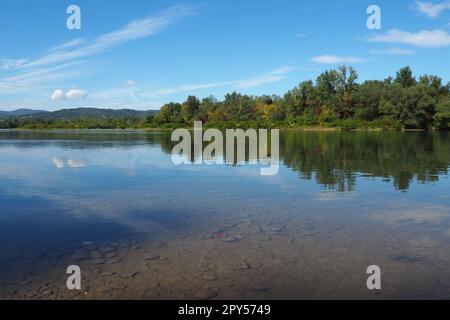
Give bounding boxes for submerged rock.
[144,254,161,261]
[253,282,272,291]
[111,283,128,290]
[391,255,425,263]
[270,225,286,233]
[233,262,251,270]
[202,273,218,281]
[221,235,245,243]
[194,289,217,300]
[105,258,121,264]
[99,246,116,253]
[104,252,118,258]
[120,271,138,279]
[91,258,106,265]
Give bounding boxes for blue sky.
[1,0,450,111]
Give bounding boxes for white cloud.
[51,89,65,101]
[310,55,365,64]
[66,89,88,100]
[416,1,450,18]
[370,47,415,55]
[368,29,450,48]
[51,88,88,101]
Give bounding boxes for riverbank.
[0,125,438,132]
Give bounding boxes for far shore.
[0,126,436,133]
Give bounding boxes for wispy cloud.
[416,0,450,18]
[1,59,28,70]
[140,66,297,98]
[17,5,196,70]
[0,60,87,95]
[370,47,415,55]
[234,66,296,89]
[310,55,365,64]
[89,66,298,104]
[0,5,197,98]
[367,29,450,48]
[47,39,86,53]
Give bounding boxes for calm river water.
[0,130,449,299]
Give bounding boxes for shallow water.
[0,129,449,300]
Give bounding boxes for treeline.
[0,116,153,130]
[1,66,449,130]
[153,66,450,130]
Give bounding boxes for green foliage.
[435,98,450,130]
[181,95,200,123]
[353,80,383,121]
[395,66,416,88]
[337,119,365,131]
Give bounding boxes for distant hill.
[0,109,47,117]
[0,108,158,120]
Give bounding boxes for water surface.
[0,130,449,299]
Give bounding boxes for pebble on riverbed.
[91,258,106,265]
[194,289,217,300]
[120,271,138,279]
[253,282,272,292]
[144,254,161,261]
[220,235,246,243]
[202,273,218,281]
[99,246,116,253]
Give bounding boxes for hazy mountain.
[0,108,158,119]
[0,109,47,117]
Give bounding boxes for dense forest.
[1,66,449,130]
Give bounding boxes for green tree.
[395,66,416,88]
[157,102,182,124]
[335,65,358,119]
[181,95,200,123]
[435,98,450,130]
[353,80,383,121]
